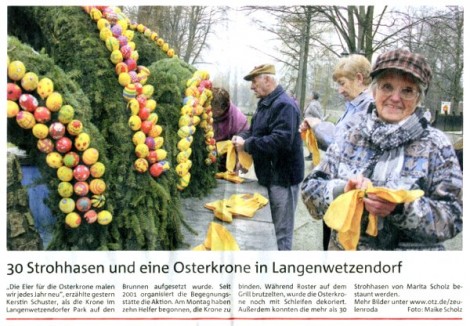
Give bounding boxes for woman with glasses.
[301,49,462,250]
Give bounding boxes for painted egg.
[90,179,106,195]
[130,50,139,62]
[8,60,26,81]
[140,121,153,135]
[37,77,54,99]
[57,166,73,182]
[19,94,38,112]
[110,50,123,64]
[149,163,163,178]
[150,32,158,41]
[152,139,163,152]
[176,162,191,177]
[132,131,146,145]
[96,18,110,30]
[116,19,127,33]
[155,149,167,161]
[137,65,150,77]
[7,82,22,101]
[55,136,73,153]
[58,181,74,198]
[82,148,99,165]
[115,62,128,75]
[118,35,128,47]
[135,143,149,158]
[146,99,156,112]
[90,162,105,178]
[177,137,193,151]
[177,126,195,138]
[123,84,137,101]
[58,105,75,124]
[129,71,140,84]
[59,198,75,214]
[16,111,36,129]
[177,149,191,164]
[167,48,175,58]
[145,137,155,150]
[136,94,147,108]
[146,151,158,164]
[111,24,122,37]
[37,138,54,153]
[67,119,83,136]
[73,181,89,197]
[147,113,159,125]
[74,133,90,151]
[89,7,102,21]
[106,36,120,52]
[142,84,154,98]
[134,158,148,173]
[7,100,20,118]
[99,27,112,41]
[33,106,51,123]
[32,123,49,139]
[125,58,136,71]
[46,152,63,169]
[127,41,136,51]
[156,38,164,46]
[177,172,191,190]
[120,44,132,59]
[159,160,170,171]
[97,210,112,225]
[76,197,92,213]
[65,212,81,228]
[137,72,147,85]
[73,165,90,182]
[63,151,80,168]
[84,210,98,224]
[45,92,63,112]
[128,115,141,131]
[138,107,150,120]
[49,122,66,139]
[127,98,140,115]
[124,30,134,41]
[91,195,106,208]
[118,72,131,86]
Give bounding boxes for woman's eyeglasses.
[378,83,419,100]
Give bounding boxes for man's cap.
[370,48,432,90]
[243,64,276,81]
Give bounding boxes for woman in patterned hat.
[301,48,462,250]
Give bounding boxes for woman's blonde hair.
[332,54,372,86]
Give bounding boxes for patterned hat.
[243,64,276,81]
[370,49,432,90]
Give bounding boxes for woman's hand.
[363,194,397,217]
[344,174,371,192]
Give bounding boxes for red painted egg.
[7,83,22,101]
[73,165,90,182]
[19,94,38,112]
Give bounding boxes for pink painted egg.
[33,106,51,123]
[55,137,73,153]
[73,165,90,182]
[7,83,22,101]
[19,94,38,112]
[73,181,89,197]
[49,122,66,139]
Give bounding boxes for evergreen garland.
[7,6,217,250]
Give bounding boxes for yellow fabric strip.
[324,186,424,250]
[301,128,320,166]
[216,140,253,172]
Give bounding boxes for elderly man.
[232,64,305,250]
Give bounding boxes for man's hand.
[363,194,397,218]
[232,135,245,153]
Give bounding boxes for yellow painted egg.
[132,131,146,145]
[134,158,148,173]
[21,71,39,91]
[130,50,139,61]
[74,132,91,151]
[90,162,106,178]
[147,113,158,125]
[127,98,140,116]
[67,119,83,136]
[46,152,63,169]
[177,149,192,163]
[154,137,164,149]
[105,36,120,52]
[37,77,54,99]
[100,27,113,41]
[128,115,142,131]
[59,198,75,213]
[167,49,175,58]
[146,99,156,112]
[89,7,102,21]
[58,181,74,198]
[110,50,123,64]
[97,18,110,30]
[65,212,81,228]
[16,111,36,129]
[57,166,74,182]
[58,104,75,124]
[176,162,191,177]
[124,30,134,41]
[162,43,169,52]
[177,125,195,138]
[118,72,131,86]
[89,178,106,195]
[135,143,149,158]
[82,148,99,165]
[32,123,49,139]
[155,149,167,161]
[177,173,191,190]
[45,92,63,112]
[177,137,193,151]
[97,210,113,225]
[7,100,20,118]
[148,125,162,138]
[37,138,54,153]
[141,84,154,98]
[8,60,26,81]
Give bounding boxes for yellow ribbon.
[192,222,240,251]
[204,193,269,223]
[216,140,253,172]
[215,171,245,184]
[301,128,320,166]
[324,186,424,250]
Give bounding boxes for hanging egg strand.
[84,6,170,178]
[7,57,112,228]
